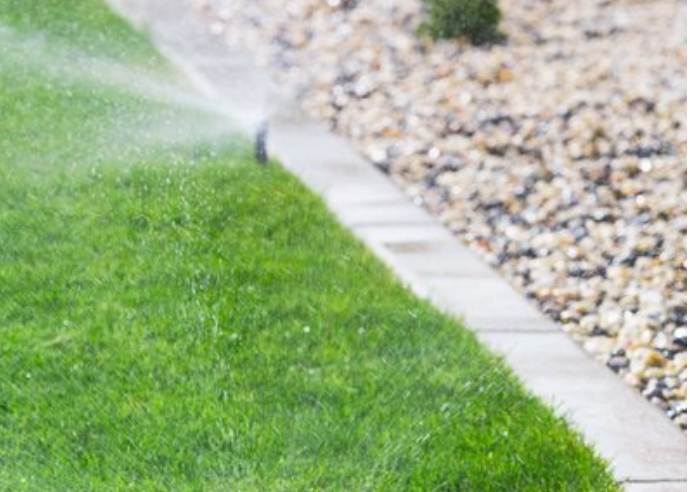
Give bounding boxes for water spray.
[254,120,268,165]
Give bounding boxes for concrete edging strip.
[106,1,687,488]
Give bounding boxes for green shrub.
[420,0,502,44]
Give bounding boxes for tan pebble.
[671,387,687,400]
[380,127,403,138]
[496,67,515,83]
[584,337,615,356]
[644,350,667,368]
[623,372,642,387]
[646,368,667,380]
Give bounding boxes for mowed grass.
[0,1,620,491]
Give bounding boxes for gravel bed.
[197,0,687,428]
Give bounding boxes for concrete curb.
[106,1,687,488]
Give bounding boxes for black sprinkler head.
[254,120,268,165]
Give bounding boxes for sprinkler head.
[254,120,269,165]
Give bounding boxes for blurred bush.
[419,0,502,44]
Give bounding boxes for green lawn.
[0,1,620,491]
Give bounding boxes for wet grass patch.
[0,0,619,490]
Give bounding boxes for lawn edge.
[104,0,687,488]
